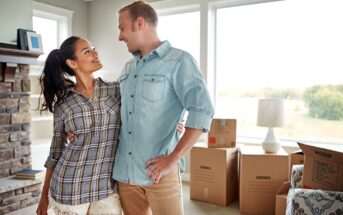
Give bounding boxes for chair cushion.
[286,188,343,215]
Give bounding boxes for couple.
[36,1,214,215]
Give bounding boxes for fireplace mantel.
[0,47,40,65]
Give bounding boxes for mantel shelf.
[0,47,41,65]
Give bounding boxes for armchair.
[286,165,343,215]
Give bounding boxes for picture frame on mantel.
[17,28,36,50]
[26,31,43,54]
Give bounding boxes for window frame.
[31,1,73,73]
[32,1,73,49]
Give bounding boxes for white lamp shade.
[257,99,285,127]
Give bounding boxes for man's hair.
[119,1,158,26]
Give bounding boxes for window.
[215,0,343,144]
[32,1,73,62]
[32,16,58,60]
[158,11,200,64]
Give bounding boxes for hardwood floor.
[8,182,240,215]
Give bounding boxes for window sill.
[195,136,343,153]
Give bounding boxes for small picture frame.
[17,28,35,50]
[26,31,43,53]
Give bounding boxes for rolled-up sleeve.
[173,53,214,132]
[44,105,66,168]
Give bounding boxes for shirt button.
[134,75,137,78]
[128,131,132,134]
[129,152,132,155]
[130,94,134,98]
[129,112,132,115]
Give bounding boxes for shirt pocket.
[103,96,120,115]
[142,75,165,102]
[119,74,129,94]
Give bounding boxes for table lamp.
[257,99,285,153]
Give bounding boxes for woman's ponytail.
[39,36,80,112]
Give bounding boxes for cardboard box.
[289,150,304,179]
[298,142,343,192]
[239,146,289,215]
[275,181,291,215]
[190,146,238,206]
[208,118,236,148]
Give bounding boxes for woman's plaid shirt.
[44,78,121,205]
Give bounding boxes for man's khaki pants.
[118,167,183,215]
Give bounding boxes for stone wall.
[0,63,42,214]
[0,64,32,178]
[0,183,41,214]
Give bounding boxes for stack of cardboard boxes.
[190,118,290,215]
[190,118,238,206]
[191,119,343,214]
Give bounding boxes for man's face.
[118,10,139,53]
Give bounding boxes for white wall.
[88,0,132,81]
[0,0,88,43]
[0,0,32,43]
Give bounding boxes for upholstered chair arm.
[290,164,304,189]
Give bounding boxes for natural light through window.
[32,16,58,61]
[216,0,343,144]
[158,12,200,64]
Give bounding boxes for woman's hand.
[36,195,49,215]
[66,132,76,143]
[177,120,185,136]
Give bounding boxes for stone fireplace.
[0,47,43,214]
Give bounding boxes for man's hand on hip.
[145,155,179,184]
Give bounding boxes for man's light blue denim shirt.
[113,41,214,185]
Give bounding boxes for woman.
[36,36,122,215]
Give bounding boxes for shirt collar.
[133,40,171,61]
[154,40,171,58]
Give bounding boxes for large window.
[216,0,343,144]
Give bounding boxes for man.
[113,1,214,214]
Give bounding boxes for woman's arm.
[36,168,54,215]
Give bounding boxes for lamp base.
[262,141,281,153]
[261,127,281,153]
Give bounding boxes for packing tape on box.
[203,187,209,201]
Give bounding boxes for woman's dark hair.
[39,36,80,112]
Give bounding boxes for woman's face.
[69,38,103,74]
